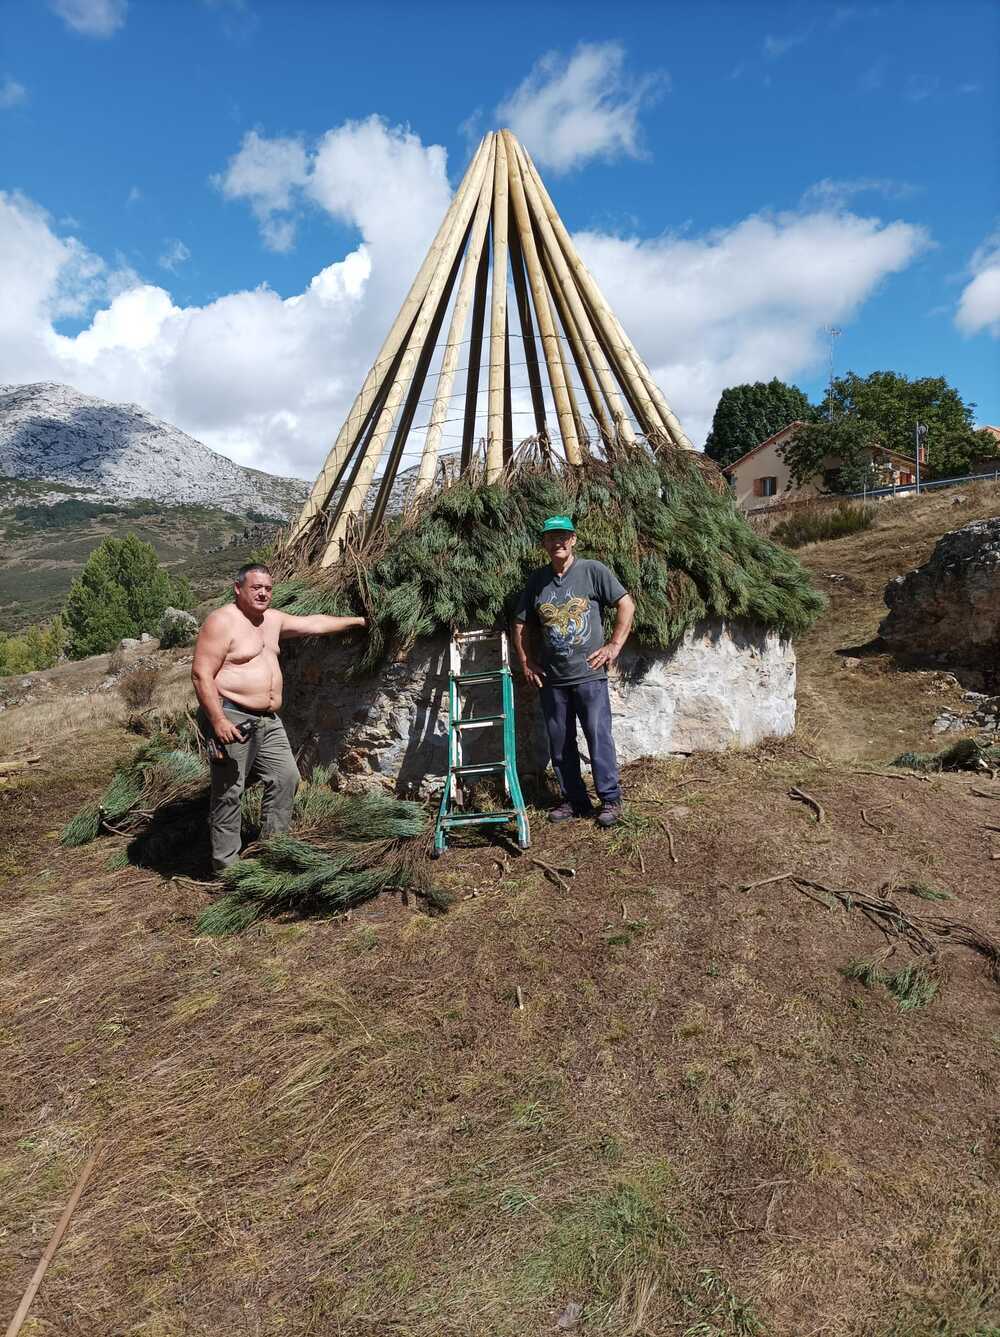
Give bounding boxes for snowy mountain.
[0,383,308,519]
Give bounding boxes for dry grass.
[2,488,1000,1334]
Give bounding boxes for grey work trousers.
[202,703,300,874]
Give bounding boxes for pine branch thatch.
[892,737,1000,773]
[60,741,209,846]
[195,788,444,936]
[275,443,824,674]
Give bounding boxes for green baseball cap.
[541,514,576,534]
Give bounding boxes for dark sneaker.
[596,802,623,829]
[548,802,594,823]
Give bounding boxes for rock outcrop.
[0,383,307,518]
[281,620,796,797]
[880,517,1000,687]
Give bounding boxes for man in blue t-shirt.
[512,515,635,828]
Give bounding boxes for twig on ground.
[637,848,646,875]
[788,787,826,823]
[6,1145,101,1337]
[970,788,1000,800]
[0,756,40,772]
[738,871,793,892]
[515,985,525,1011]
[846,769,932,784]
[860,807,887,834]
[529,858,575,892]
[658,820,678,862]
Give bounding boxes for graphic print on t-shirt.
[537,594,591,664]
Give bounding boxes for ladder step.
[454,669,508,684]
[453,630,503,643]
[454,714,505,730]
[442,811,518,828]
[454,762,506,776]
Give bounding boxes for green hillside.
[0,476,282,631]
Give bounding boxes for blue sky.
[1,0,997,480]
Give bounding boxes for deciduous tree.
[705,379,817,468]
[63,535,192,659]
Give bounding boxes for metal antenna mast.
[825,325,841,420]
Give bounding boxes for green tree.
[63,535,191,659]
[778,417,879,495]
[0,616,68,676]
[826,371,980,479]
[704,379,817,468]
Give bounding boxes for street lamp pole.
[915,422,927,493]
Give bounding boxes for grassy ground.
[1,486,999,1336]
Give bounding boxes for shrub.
[771,501,875,549]
[0,616,67,676]
[158,606,199,649]
[63,534,193,659]
[118,666,159,710]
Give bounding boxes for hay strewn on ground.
[59,736,442,933]
[274,445,825,670]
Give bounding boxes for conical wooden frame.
[286,129,693,567]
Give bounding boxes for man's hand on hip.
[520,659,546,690]
[586,642,622,671]
[213,716,245,744]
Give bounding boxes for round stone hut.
[274,129,821,796]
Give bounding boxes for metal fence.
[746,468,1000,518]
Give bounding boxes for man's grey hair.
[235,562,272,586]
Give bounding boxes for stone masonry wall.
[280,620,796,798]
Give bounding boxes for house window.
[898,472,913,485]
[753,476,778,497]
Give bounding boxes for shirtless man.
[191,562,365,874]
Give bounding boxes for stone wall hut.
[274,130,823,795]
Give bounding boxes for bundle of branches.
[195,786,446,936]
[60,739,209,846]
[892,737,1000,774]
[273,442,825,673]
[788,875,1000,1001]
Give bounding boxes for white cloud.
[212,116,450,270]
[48,0,127,37]
[574,208,929,445]
[212,129,309,251]
[802,177,917,209]
[496,42,664,174]
[0,77,27,109]
[158,239,191,273]
[955,233,1000,337]
[0,121,930,484]
[126,185,142,206]
[762,31,809,58]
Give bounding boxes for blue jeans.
[539,679,622,808]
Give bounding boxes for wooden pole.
[415,138,497,496]
[513,138,635,444]
[366,222,467,535]
[537,237,611,440]
[486,134,510,481]
[461,231,490,470]
[518,142,693,449]
[6,1147,99,1337]
[547,285,589,448]
[501,130,581,464]
[286,134,491,549]
[320,139,493,562]
[508,225,547,438]
[502,308,513,462]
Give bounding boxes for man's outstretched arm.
[277,613,367,639]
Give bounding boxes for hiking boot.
[548,801,594,823]
[595,802,623,829]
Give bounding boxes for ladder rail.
[433,627,530,856]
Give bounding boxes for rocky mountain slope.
[0,383,307,519]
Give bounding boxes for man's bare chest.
[225,619,280,666]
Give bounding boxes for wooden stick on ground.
[738,871,793,893]
[6,1146,100,1337]
[788,787,826,823]
[658,820,678,863]
[860,807,887,834]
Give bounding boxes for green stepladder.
[433,629,531,857]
